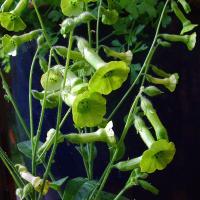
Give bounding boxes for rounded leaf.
[72,91,106,127]
[140,139,176,173]
[88,61,130,95]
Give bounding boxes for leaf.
[48,10,62,22]
[63,177,128,200]
[50,177,68,191]
[17,140,43,159]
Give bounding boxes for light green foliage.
[0,0,197,199]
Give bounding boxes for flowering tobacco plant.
[0,0,197,199]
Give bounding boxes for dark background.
[1,2,200,200]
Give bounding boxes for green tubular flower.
[0,0,14,12]
[101,7,119,25]
[72,91,106,127]
[61,0,83,17]
[0,0,28,31]
[114,156,142,171]
[61,12,95,36]
[2,30,41,56]
[40,65,64,91]
[146,73,179,92]
[171,1,197,35]
[15,164,50,195]
[103,45,133,65]
[140,139,176,173]
[65,121,116,146]
[151,65,171,78]
[159,32,197,51]
[76,37,130,95]
[178,0,191,14]
[140,96,169,141]
[134,115,155,148]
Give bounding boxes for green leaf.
[17,140,43,159]
[63,177,128,200]
[50,177,68,191]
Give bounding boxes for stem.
[28,48,39,175]
[85,2,92,46]
[31,0,60,65]
[113,187,127,200]
[91,1,170,199]
[59,108,72,129]
[38,30,74,200]
[99,31,116,43]
[107,0,170,121]
[0,70,30,138]
[96,0,103,52]
[32,50,53,177]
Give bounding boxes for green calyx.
[103,45,133,65]
[61,12,95,36]
[76,37,130,95]
[65,121,116,146]
[159,32,197,51]
[171,1,197,35]
[140,139,176,173]
[101,7,119,25]
[140,96,169,141]
[41,65,64,91]
[134,115,155,148]
[146,73,179,92]
[72,91,106,127]
[61,0,84,17]
[114,156,142,172]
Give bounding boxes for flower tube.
[2,30,42,56]
[65,121,116,146]
[140,96,168,141]
[178,0,191,14]
[171,0,197,35]
[103,45,133,65]
[0,0,28,31]
[146,73,179,92]
[159,32,197,51]
[76,36,130,95]
[0,0,14,12]
[15,164,50,195]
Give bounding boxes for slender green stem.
[99,31,116,43]
[107,0,170,121]
[31,0,60,64]
[0,70,30,138]
[96,0,103,52]
[32,50,53,178]
[113,187,127,200]
[91,1,170,199]
[38,30,74,200]
[85,2,92,46]
[59,108,71,129]
[28,48,39,175]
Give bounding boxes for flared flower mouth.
[2,34,17,56]
[140,139,176,173]
[61,0,83,17]
[187,32,196,51]
[41,66,64,91]
[88,61,130,95]
[72,91,106,127]
[0,12,26,31]
[181,23,198,35]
